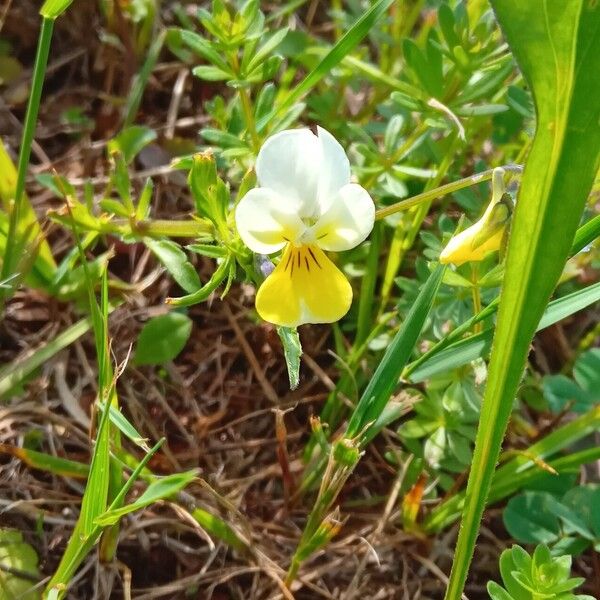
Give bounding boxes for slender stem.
[229,52,260,153]
[51,215,214,239]
[375,164,523,220]
[238,87,261,153]
[124,218,213,238]
[470,263,482,333]
[1,17,54,289]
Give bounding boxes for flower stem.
[239,87,261,153]
[470,263,482,333]
[375,165,523,221]
[229,52,260,153]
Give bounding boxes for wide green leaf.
[144,239,201,294]
[0,529,40,600]
[445,2,600,598]
[133,312,193,366]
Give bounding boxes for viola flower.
[440,167,513,266]
[235,127,375,327]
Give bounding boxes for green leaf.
[98,402,151,451]
[133,312,193,366]
[144,239,201,294]
[0,529,40,600]
[445,1,600,596]
[503,492,561,545]
[192,64,234,81]
[0,139,56,289]
[486,581,514,600]
[95,470,198,526]
[46,272,113,596]
[346,264,445,439]
[122,30,166,127]
[246,27,288,72]
[176,29,231,71]
[277,326,302,390]
[107,126,157,164]
[190,508,247,551]
[0,444,89,479]
[166,255,232,307]
[99,198,130,218]
[255,0,394,132]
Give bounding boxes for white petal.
[316,126,351,212]
[235,188,306,254]
[255,129,320,218]
[312,183,375,251]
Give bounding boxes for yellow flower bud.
[440,168,513,266]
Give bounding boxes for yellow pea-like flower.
[235,127,375,327]
[440,167,513,267]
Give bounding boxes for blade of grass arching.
[406,279,600,383]
[0,444,89,479]
[425,404,600,533]
[0,317,92,399]
[303,46,421,97]
[444,3,600,598]
[346,264,445,438]
[0,140,56,288]
[571,212,600,254]
[0,17,55,299]
[255,0,394,133]
[95,470,198,526]
[122,29,166,128]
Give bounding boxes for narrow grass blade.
[0,444,89,479]
[255,0,394,133]
[46,438,165,596]
[0,317,92,398]
[190,508,248,552]
[407,280,600,383]
[95,470,198,526]
[346,264,445,439]
[444,2,600,597]
[98,402,151,452]
[0,17,55,296]
[122,30,166,128]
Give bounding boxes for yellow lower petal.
[256,244,353,327]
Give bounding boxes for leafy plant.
[487,545,594,600]
[133,312,193,366]
[544,349,600,414]
[503,486,600,556]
